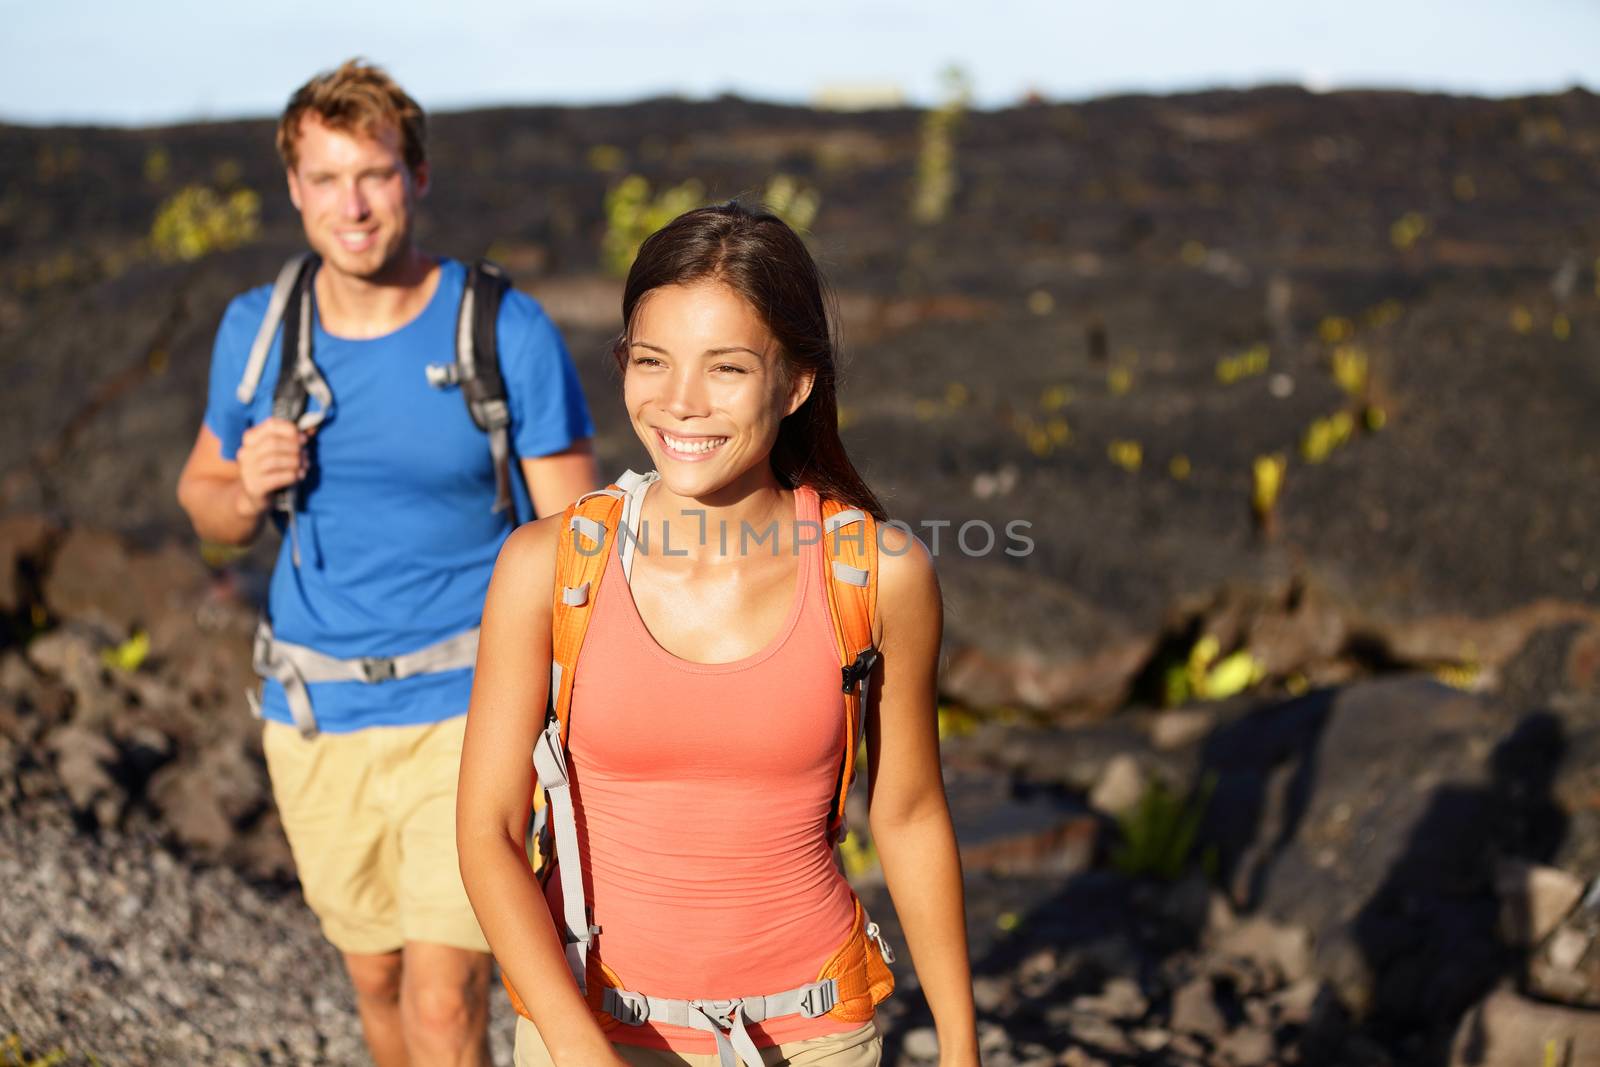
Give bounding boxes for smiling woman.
[457,203,982,1067]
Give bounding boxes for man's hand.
[235,418,308,516]
[177,422,302,546]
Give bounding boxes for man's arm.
[518,438,600,519]
[176,420,305,545]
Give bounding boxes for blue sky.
[2,0,1595,125]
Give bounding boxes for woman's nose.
[661,368,709,419]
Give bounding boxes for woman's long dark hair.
[615,201,886,520]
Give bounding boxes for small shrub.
[911,66,971,225]
[1251,453,1287,534]
[761,174,820,234]
[600,175,706,278]
[1215,343,1269,385]
[1111,774,1217,881]
[150,184,260,262]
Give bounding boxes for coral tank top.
[547,485,862,1052]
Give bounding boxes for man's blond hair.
[277,59,426,174]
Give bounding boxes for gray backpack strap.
[617,470,660,584]
[532,716,597,991]
[236,254,315,405]
[601,979,841,1067]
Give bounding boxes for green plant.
[1107,439,1142,473]
[1161,635,1266,707]
[150,184,260,261]
[100,630,149,673]
[839,829,879,879]
[1300,410,1356,463]
[2,1035,69,1066]
[1330,345,1368,397]
[762,174,820,234]
[1215,343,1269,385]
[911,66,971,224]
[600,174,707,278]
[1251,453,1287,535]
[1110,774,1216,881]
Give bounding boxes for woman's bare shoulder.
[490,512,564,609]
[873,519,941,644]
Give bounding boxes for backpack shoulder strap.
[818,495,880,841]
[457,259,515,513]
[549,478,633,745]
[269,255,332,432]
[236,253,316,406]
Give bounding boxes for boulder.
[1168,976,1226,1038]
[40,529,211,654]
[1449,987,1600,1067]
[1089,754,1146,817]
[1495,860,1584,948]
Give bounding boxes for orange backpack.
[506,471,894,1063]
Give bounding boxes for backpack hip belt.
[504,472,894,1061]
[250,620,480,738]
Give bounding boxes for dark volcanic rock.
[5,89,1599,712]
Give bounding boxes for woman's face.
[623,280,812,500]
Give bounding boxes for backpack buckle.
[691,999,741,1029]
[606,989,649,1026]
[359,656,397,683]
[425,363,461,388]
[840,648,881,693]
[799,981,837,1017]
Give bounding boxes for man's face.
[285,115,428,281]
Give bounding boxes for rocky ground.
[4,511,1600,1064]
[4,87,1600,1063]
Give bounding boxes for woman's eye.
[714,364,748,374]
[632,356,663,367]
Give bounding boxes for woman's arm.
[456,516,628,1067]
[866,529,980,1067]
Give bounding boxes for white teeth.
[663,433,727,455]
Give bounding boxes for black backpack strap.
[456,259,515,514]
[267,254,328,567]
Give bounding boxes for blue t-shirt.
[204,257,594,732]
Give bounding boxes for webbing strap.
[237,255,310,405]
[250,621,480,739]
[602,981,837,1067]
[487,422,513,514]
[831,560,870,587]
[618,470,659,583]
[288,283,333,434]
[614,469,655,494]
[532,717,593,991]
[823,508,865,533]
[569,514,606,549]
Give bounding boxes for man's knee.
[404,979,481,1039]
[401,945,490,1046]
[345,950,404,1005]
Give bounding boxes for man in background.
[177,59,597,1065]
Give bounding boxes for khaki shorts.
[513,1017,880,1067]
[263,715,490,956]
